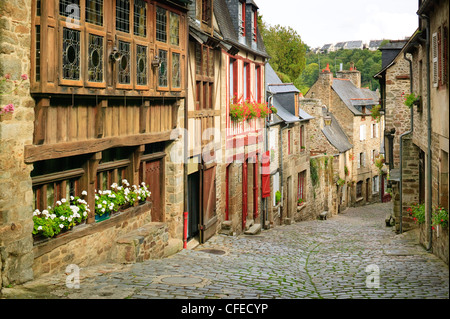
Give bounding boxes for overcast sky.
[255,0,419,48]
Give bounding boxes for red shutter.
[262,151,271,198]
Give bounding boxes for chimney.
[336,61,361,88]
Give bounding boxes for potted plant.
[275,191,281,206]
[297,198,304,206]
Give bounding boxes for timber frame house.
[27,0,189,225]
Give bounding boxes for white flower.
[98,204,102,208]
[51,214,57,220]
[59,224,64,228]
[83,211,87,216]
[81,190,87,196]
[102,200,107,205]
[56,201,62,206]
[98,190,103,194]
[137,196,141,200]
[86,208,90,213]
[70,196,74,201]
[101,208,105,213]
[37,226,42,230]
[95,195,99,200]
[61,198,66,203]
[68,217,73,222]
[60,216,65,220]
[42,210,49,215]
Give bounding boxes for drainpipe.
[280,122,289,224]
[265,94,274,229]
[420,14,433,251]
[399,50,415,234]
[183,25,189,246]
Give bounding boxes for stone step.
[244,223,261,235]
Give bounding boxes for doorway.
[187,171,200,240]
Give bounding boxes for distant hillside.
[294,49,382,95]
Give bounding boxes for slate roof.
[322,108,353,153]
[334,42,346,49]
[332,79,379,115]
[265,63,283,86]
[214,0,269,58]
[346,40,363,49]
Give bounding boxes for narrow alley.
[2,202,448,300]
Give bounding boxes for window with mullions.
[62,27,81,80]
[60,0,80,18]
[134,0,146,37]
[86,0,103,26]
[96,147,133,191]
[201,0,211,24]
[88,34,104,82]
[136,45,148,86]
[158,49,168,87]
[170,12,180,46]
[172,52,181,88]
[116,0,130,33]
[156,6,167,43]
[118,41,131,84]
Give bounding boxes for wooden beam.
[95,99,108,138]
[79,152,102,224]
[33,98,50,145]
[24,131,175,163]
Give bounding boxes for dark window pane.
[156,6,167,42]
[60,0,80,18]
[35,25,41,81]
[62,28,81,80]
[116,0,130,33]
[134,0,147,37]
[158,49,168,87]
[170,12,180,46]
[136,45,148,85]
[172,52,180,88]
[86,0,103,26]
[118,40,131,84]
[88,34,104,82]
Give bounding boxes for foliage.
[230,97,271,122]
[371,104,382,122]
[344,165,349,176]
[270,106,278,114]
[297,198,304,205]
[33,181,152,239]
[296,48,382,94]
[337,178,346,187]
[310,159,319,188]
[407,203,426,225]
[259,21,306,84]
[401,92,420,108]
[374,154,385,173]
[275,191,281,205]
[32,193,89,238]
[432,206,448,228]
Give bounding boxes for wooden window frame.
[251,8,257,43]
[297,171,306,202]
[195,42,214,109]
[238,1,245,37]
[356,181,363,198]
[134,39,150,91]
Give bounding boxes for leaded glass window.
[116,0,130,33]
[118,41,131,84]
[37,0,41,16]
[172,52,181,88]
[156,6,167,43]
[88,34,104,82]
[134,0,146,37]
[195,43,202,75]
[158,49,168,87]
[170,12,180,46]
[86,0,103,26]
[208,48,214,77]
[62,28,81,80]
[60,0,80,18]
[136,45,147,86]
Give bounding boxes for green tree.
[260,22,306,83]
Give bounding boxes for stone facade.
[0,0,35,288]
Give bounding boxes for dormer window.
[238,1,245,37]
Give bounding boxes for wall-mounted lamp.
[152,55,161,68]
[110,47,121,62]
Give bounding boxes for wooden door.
[142,160,163,222]
[200,165,217,243]
[253,159,259,220]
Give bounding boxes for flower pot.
[95,213,111,223]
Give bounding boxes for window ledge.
[356,197,364,202]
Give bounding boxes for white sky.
[255,0,419,48]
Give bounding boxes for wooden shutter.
[432,32,439,87]
[261,151,271,198]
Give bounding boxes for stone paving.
[1,203,449,299]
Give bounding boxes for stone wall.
[420,223,449,265]
[384,53,412,168]
[0,0,35,288]
[31,203,170,278]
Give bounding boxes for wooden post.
[139,100,150,133]
[80,152,102,224]
[95,99,108,138]
[130,145,145,186]
[34,98,50,145]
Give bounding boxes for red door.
[253,157,259,220]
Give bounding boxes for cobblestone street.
[2,203,449,300]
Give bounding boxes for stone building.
[1,0,191,288]
[214,0,269,236]
[374,39,414,232]
[306,64,383,207]
[265,63,313,226]
[385,0,448,264]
